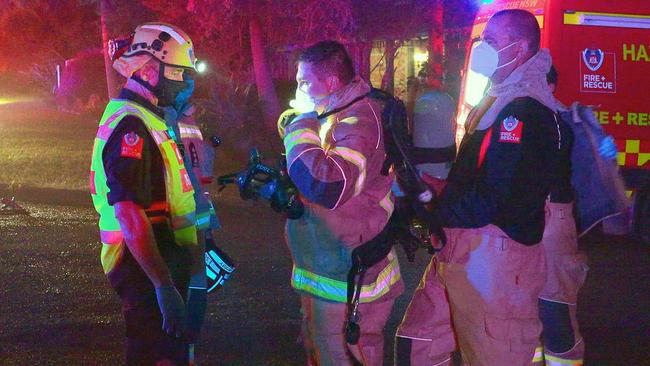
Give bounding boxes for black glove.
[155,285,186,338]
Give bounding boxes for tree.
[428,0,444,89]
[94,0,158,99]
[141,0,357,131]
[141,0,274,129]
[352,0,432,91]
[0,1,100,91]
[100,0,119,99]
[248,16,280,130]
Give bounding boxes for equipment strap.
[317,93,369,120]
[345,224,393,345]
[410,144,457,165]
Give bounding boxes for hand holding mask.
[289,88,316,114]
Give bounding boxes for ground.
[0,101,648,365]
[0,186,649,365]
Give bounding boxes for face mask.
[469,40,519,78]
[289,88,316,113]
[153,62,193,107]
[156,77,190,107]
[173,76,194,113]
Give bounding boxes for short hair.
[297,41,355,84]
[492,9,541,56]
[547,65,558,85]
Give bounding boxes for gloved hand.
[282,88,319,133]
[186,273,208,343]
[155,285,186,338]
[277,109,300,139]
[277,109,318,139]
[598,135,618,160]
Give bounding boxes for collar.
[323,77,371,113]
[118,88,164,118]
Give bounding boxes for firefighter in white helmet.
[90,23,205,365]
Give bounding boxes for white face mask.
[469,40,519,78]
[289,88,316,113]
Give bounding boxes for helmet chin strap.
[131,75,157,94]
[131,62,166,99]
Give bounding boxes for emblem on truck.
[583,48,604,72]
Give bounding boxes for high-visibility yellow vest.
[90,99,197,274]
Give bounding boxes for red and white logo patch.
[179,168,193,192]
[499,116,523,144]
[120,131,144,159]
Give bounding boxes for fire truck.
[455,0,650,243]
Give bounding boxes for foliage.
[0,1,99,72]
[0,0,477,95]
[139,0,355,84]
[353,0,433,42]
[192,77,285,164]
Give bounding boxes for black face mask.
[155,77,187,107]
[153,63,192,107]
[131,63,190,107]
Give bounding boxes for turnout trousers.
[395,225,546,366]
[535,202,588,366]
[300,294,395,366]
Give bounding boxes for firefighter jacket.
[437,97,570,245]
[282,78,404,303]
[90,99,197,274]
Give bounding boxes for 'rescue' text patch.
[120,131,144,159]
[499,116,523,144]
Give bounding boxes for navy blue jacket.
[436,97,572,245]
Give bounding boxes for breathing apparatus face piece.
[155,63,193,107]
[129,62,192,109]
[289,87,316,113]
[469,40,520,78]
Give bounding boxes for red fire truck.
[455,0,650,242]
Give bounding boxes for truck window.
[456,39,490,143]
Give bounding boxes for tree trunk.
[428,0,444,90]
[381,41,396,94]
[100,0,121,100]
[360,42,372,83]
[350,43,362,80]
[249,18,281,132]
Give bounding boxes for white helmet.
[111,22,197,78]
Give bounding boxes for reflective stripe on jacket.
[90,99,197,274]
[164,107,220,231]
[282,78,403,302]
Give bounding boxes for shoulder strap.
[318,93,370,120]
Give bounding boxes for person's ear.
[326,75,341,93]
[138,64,150,81]
[518,40,530,58]
[140,63,159,86]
